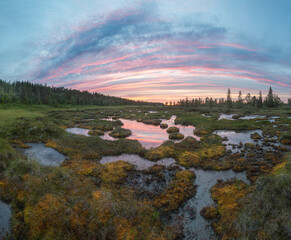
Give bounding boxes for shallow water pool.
[239,115,266,120]
[169,169,249,240]
[0,200,11,238]
[22,143,66,166]
[119,116,199,148]
[100,154,176,170]
[214,130,262,152]
[66,127,90,136]
[218,114,235,120]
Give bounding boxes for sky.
[0,0,291,102]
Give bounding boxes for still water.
[99,154,249,240]
[100,154,176,170]
[22,143,66,166]
[66,116,200,149]
[0,200,11,238]
[170,169,249,240]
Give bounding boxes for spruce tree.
[227,88,232,108]
[245,93,252,105]
[257,90,263,108]
[237,90,243,107]
[265,87,274,107]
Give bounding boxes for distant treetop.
[0,80,159,106]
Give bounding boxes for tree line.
[0,80,155,106]
[171,87,288,108]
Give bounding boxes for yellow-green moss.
[168,132,184,140]
[142,119,161,126]
[194,128,210,136]
[178,151,201,168]
[199,145,226,160]
[109,128,132,138]
[200,206,218,219]
[232,158,247,172]
[101,161,134,185]
[145,145,176,161]
[280,139,291,145]
[154,170,196,212]
[175,170,196,181]
[160,123,168,129]
[114,218,138,240]
[244,142,255,149]
[250,132,262,141]
[166,127,179,133]
[211,180,251,239]
[63,160,103,177]
[88,130,104,136]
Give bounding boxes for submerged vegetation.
[0,83,291,239]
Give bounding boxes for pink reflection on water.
[102,116,200,149]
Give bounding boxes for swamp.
[1,0,291,239]
[0,101,291,240]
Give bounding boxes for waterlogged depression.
[66,127,90,136]
[27,111,288,240]
[0,201,11,238]
[66,116,200,148]
[100,154,176,170]
[118,116,199,148]
[22,143,66,166]
[214,130,263,152]
[99,153,249,240]
[169,169,249,240]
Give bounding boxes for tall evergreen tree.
[251,96,257,107]
[257,90,263,108]
[273,94,282,107]
[265,87,274,107]
[237,90,243,107]
[245,93,252,105]
[209,97,214,108]
[227,88,232,108]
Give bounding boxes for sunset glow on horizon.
[1,0,291,102]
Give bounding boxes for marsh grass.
[0,136,176,239]
[217,153,291,240]
[1,104,290,239]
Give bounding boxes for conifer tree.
[227,88,232,108]
[257,90,263,108]
[237,91,243,107]
[265,87,274,107]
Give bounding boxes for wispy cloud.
[6,1,290,102]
